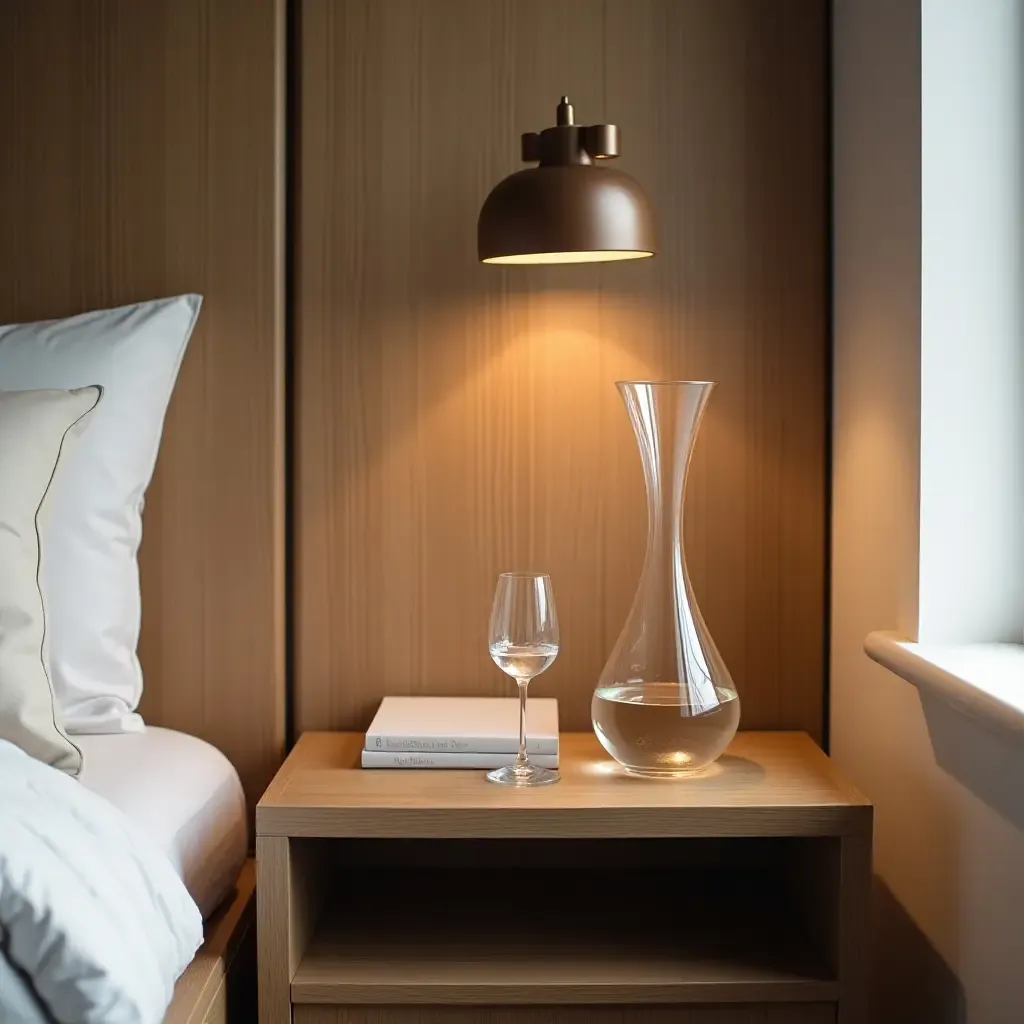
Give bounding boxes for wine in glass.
[487,572,560,786]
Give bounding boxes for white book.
[364,696,559,755]
[361,749,559,770]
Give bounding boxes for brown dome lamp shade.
[478,97,657,265]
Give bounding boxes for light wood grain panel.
[258,837,325,1024]
[0,0,286,811]
[295,0,827,737]
[256,732,870,839]
[294,1005,836,1024]
[258,837,296,1024]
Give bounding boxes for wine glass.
[487,572,560,786]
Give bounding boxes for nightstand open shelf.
[257,733,871,1024]
[292,860,837,1006]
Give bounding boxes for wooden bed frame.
[165,861,257,1024]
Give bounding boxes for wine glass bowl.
[487,572,560,786]
[488,641,558,680]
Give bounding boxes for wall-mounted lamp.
[478,97,656,265]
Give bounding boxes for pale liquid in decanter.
[592,682,739,776]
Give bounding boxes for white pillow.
[0,387,101,773]
[0,297,201,733]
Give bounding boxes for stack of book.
[362,696,559,769]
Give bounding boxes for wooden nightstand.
[256,732,871,1024]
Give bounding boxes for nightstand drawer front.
[294,1005,836,1024]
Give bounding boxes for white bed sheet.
[77,727,248,919]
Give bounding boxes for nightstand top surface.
[256,731,869,839]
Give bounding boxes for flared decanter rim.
[614,379,718,387]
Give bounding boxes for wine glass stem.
[516,679,530,768]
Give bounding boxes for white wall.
[832,1,1024,1020]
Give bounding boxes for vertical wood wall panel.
[0,0,286,811]
[296,0,828,737]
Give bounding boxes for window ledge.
[864,631,1024,745]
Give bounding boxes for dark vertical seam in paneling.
[822,0,835,754]
[284,0,300,751]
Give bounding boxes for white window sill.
[864,631,1024,744]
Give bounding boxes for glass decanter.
[592,381,740,776]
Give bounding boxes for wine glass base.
[486,762,560,787]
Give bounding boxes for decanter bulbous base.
[593,381,741,776]
[592,682,740,775]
